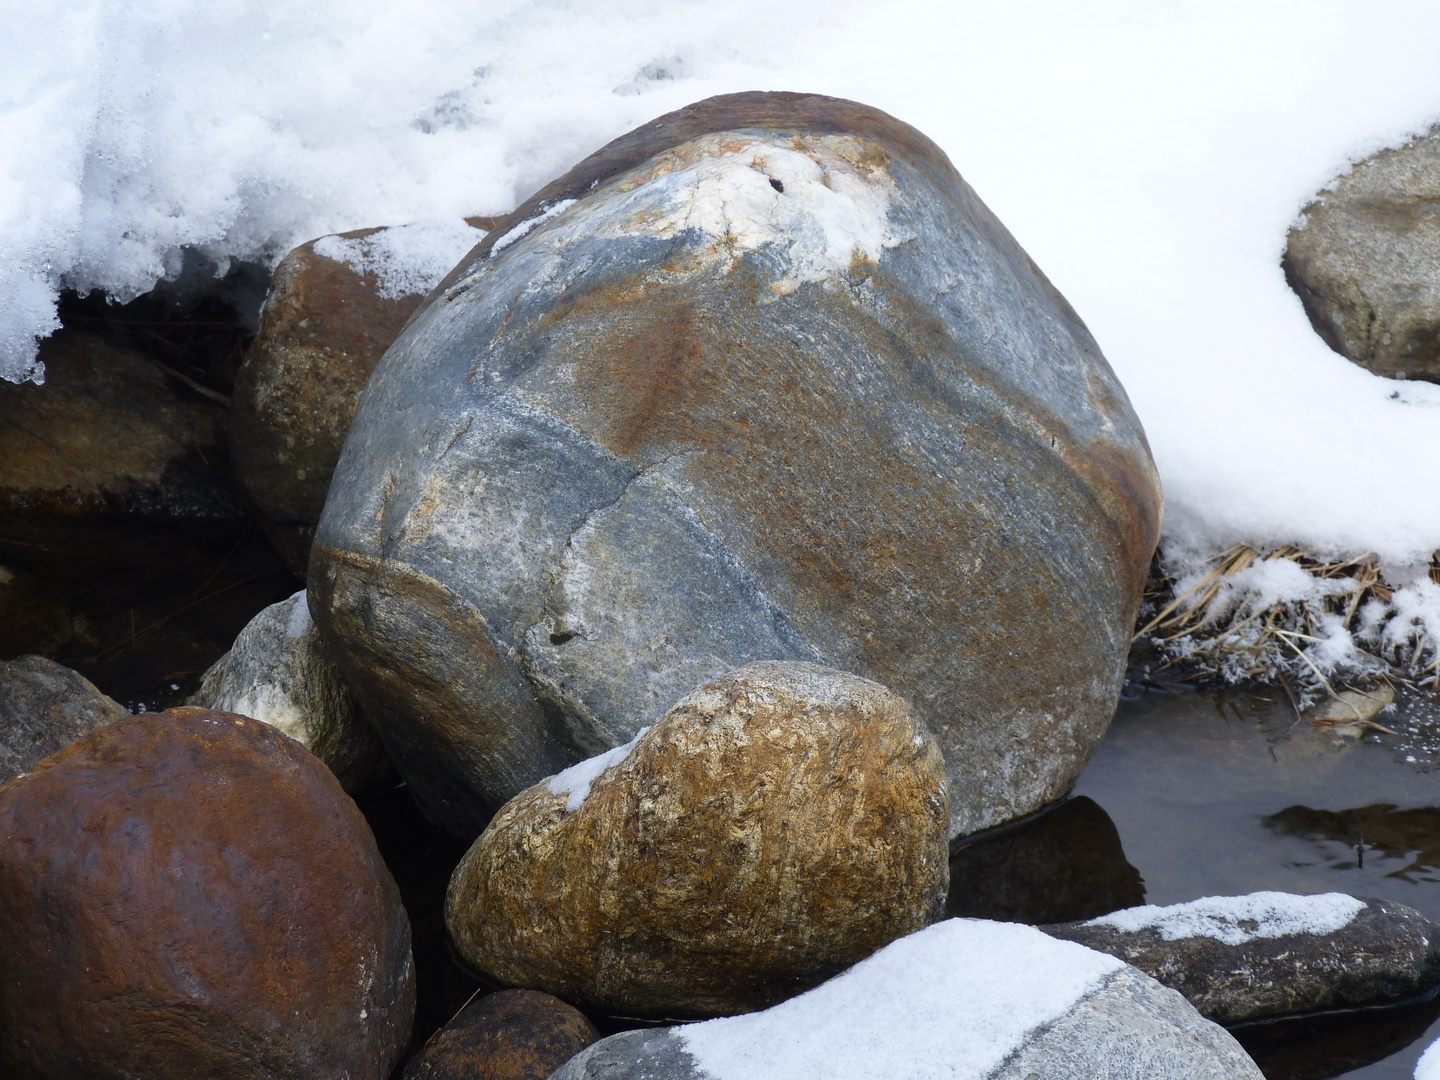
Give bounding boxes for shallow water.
[1068,686,1440,1079]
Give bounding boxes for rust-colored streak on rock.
[0,707,414,1080]
[445,662,949,1020]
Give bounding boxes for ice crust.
[680,918,1124,1080]
[312,220,482,300]
[544,726,650,812]
[1085,892,1366,946]
[4,0,1439,581]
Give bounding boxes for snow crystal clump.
[311,219,482,300]
[680,919,1123,1080]
[1086,892,1365,946]
[544,727,650,812]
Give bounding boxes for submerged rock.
[1284,125,1440,383]
[231,218,496,575]
[190,589,387,792]
[0,327,245,527]
[0,707,415,1079]
[550,919,1263,1080]
[402,989,599,1080]
[446,661,949,1019]
[1042,891,1440,1025]
[311,90,1162,841]
[0,565,72,660]
[0,654,127,783]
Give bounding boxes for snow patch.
[312,219,481,300]
[544,726,649,812]
[680,919,1123,1080]
[489,199,577,256]
[608,134,911,294]
[1086,892,1366,946]
[1416,1034,1440,1080]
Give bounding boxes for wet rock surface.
[0,706,415,1079]
[231,219,495,576]
[0,654,127,783]
[446,661,949,1019]
[1043,894,1440,1026]
[0,326,245,526]
[190,589,387,791]
[402,989,599,1080]
[550,921,1262,1080]
[311,90,1162,841]
[1284,125,1440,383]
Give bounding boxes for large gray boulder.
[547,919,1263,1080]
[1284,125,1440,383]
[1043,891,1440,1025]
[310,91,1162,840]
[190,590,387,792]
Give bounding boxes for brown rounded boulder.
[310,91,1162,842]
[403,989,599,1080]
[445,661,949,1020]
[0,706,415,1079]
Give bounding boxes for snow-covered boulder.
[1043,891,1440,1025]
[548,919,1263,1080]
[231,220,494,576]
[191,590,386,792]
[309,89,1162,841]
[446,661,950,1020]
[1285,125,1440,384]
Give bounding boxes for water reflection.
[947,795,1145,925]
[1264,806,1440,884]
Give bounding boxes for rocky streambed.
[1,90,1438,1080]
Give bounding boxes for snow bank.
[312,220,484,300]
[680,919,1123,1080]
[545,726,649,812]
[1086,892,1365,947]
[5,0,1439,582]
[1417,1035,1440,1080]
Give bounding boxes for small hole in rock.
[549,631,577,645]
[769,177,784,193]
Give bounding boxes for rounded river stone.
[445,661,949,1019]
[0,706,415,1079]
[402,988,599,1080]
[310,90,1162,840]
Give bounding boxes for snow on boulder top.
[311,220,484,301]
[5,1,1439,575]
[544,727,650,812]
[679,919,1124,1080]
[1085,892,1366,947]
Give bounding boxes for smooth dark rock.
[0,654,126,783]
[311,91,1162,841]
[947,794,1145,925]
[1284,125,1440,383]
[1042,895,1440,1025]
[0,327,246,526]
[0,707,415,1079]
[402,989,599,1080]
[446,662,949,1019]
[231,219,496,576]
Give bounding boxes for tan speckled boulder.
[445,661,950,1020]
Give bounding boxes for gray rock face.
[311,91,1162,840]
[190,590,387,792]
[1284,126,1440,383]
[548,924,1260,1080]
[0,654,127,783]
[1043,892,1440,1025]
